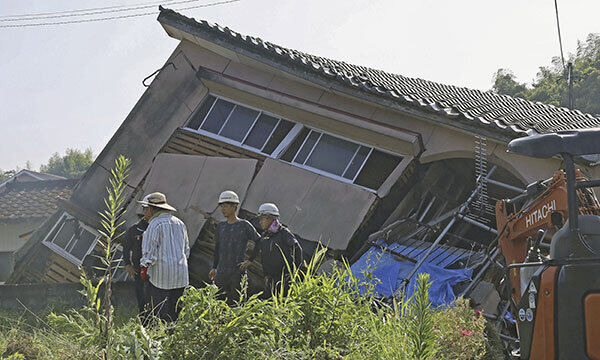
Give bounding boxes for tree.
[0,169,17,183]
[492,33,600,116]
[40,148,94,178]
[491,69,529,98]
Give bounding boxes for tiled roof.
[0,170,65,190]
[0,179,77,222]
[158,7,600,138]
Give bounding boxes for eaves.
[158,9,520,145]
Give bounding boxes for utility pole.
[567,62,574,109]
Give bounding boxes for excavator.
[494,129,600,359]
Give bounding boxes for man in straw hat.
[209,190,260,303]
[139,192,189,322]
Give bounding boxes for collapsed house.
[0,171,75,282]
[8,7,600,313]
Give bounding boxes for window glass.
[293,131,320,165]
[354,150,403,189]
[343,146,371,180]
[188,97,297,156]
[243,114,279,149]
[305,134,359,176]
[200,99,235,134]
[45,217,66,247]
[187,95,216,130]
[110,247,128,280]
[52,219,77,249]
[281,128,310,162]
[70,229,97,261]
[262,119,294,155]
[219,106,259,142]
[186,96,405,191]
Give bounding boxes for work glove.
[140,266,148,281]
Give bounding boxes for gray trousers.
[215,270,242,304]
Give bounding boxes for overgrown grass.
[1,249,494,359]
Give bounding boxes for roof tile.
[0,180,77,221]
[158,8,600,137]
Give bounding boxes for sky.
[0,0,598,171]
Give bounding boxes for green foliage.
[0,246,490,360]
[0,325,98,360]
[39,148,94,178]
[493,33,600,115]
[406,274,437,360]
[96,155,131,332]
[482,319,505,360]
[163,250,488,360]
[48,155,131,359]
[434,298,487,360]
[0,169,16,183]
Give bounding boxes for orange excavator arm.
[496,170,600,303]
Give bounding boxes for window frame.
[184,95,299,156]
[42,212,101,266]
[184,94,404,192]
[110,245,130,282]
[290,128,375,182]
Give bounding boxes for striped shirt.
[140,212,190,290]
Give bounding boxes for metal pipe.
[487,178,525,193]
[564,154,579,232]
[398,166,498,295]
[459,248,500,297]
[507,261,544,270]
[370,207,459,255]
[399,216,459,293]
[457,214,499,235]
[539,242,550,249]
[496,301,512,329]
[576,179,600,189]
[498,333,519,343]
[367,242,417,263]
[418,197,436,222]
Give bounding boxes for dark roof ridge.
[157,7,600,136]
[3,179,79,193]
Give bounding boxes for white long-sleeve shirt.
[140,212,190,290]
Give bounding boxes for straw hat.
[137,192,177,211]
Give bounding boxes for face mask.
[269,218,281,232]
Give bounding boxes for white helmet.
[258,203,280,217]
[136,194,151,215]
[140,194,152,208]
[218,190,240,204]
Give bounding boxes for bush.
[0,251,491,360]
[162,251,489,360]
[434,298,487,360]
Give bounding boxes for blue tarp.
[350,240,473,307]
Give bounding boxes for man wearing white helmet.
[240,203,303,294]
[209,190,260,302]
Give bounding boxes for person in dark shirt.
[240,203,303,295]
[123,207,149,316]
[209,190,260,303]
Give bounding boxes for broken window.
[43,212,100,265]
[185,95,404,191]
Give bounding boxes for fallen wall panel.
[142,154,257,245]
[242,158,376,250]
